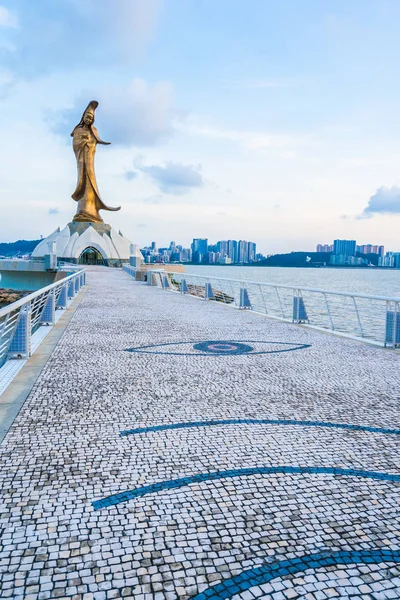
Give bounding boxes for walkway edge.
[0,288,88,444]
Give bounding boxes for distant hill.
[256,252,331,267]
[0,239,41,257]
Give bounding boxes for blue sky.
[1,0,400,253]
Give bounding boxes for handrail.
[0,268,86,370]
[0,269,85,319]
[123,266,400,349]
[163,270,400,303]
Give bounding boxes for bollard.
[40,291,56,325]
[205,282,214,300]
[239,288,252,310]
[68,280,75,299]
[9,304,31,359]
[57,283,68,309]
[180,279,189,294]
[293,296,308,323]
[385,309,400,347]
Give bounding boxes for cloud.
[52,79,178,146]
[124,170,138,181]
[223,78,290,90]
[0,6,17,28]
[142,195,163,204]
[359,186,400,218]
[136,223,148,228]
[139,161,204,194]
[5,0,163,76]
[180,121,308,151]
[48,207,60,215]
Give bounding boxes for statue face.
[83,112,94,126]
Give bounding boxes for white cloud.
[67,0,163,58]
[223,78,291,89]
[180,121,308,151]
[54,78,179,146]
[359,185,400,218]
[0,6,17,28]
[140,161,204,194]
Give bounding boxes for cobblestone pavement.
[1,267,400,600]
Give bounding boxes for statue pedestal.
[31,221,143,267]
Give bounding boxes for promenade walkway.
[0,266,400,600]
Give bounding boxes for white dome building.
[32,222,143,267]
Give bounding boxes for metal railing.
[0,269,86,368]
[123,266,400,348]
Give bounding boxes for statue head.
[70,100,111,145]
[71,100,99,136]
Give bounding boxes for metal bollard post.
[9,304,32,359]
[205,283,214,300]
[57,283,68,309]
[292,294,308,323]
[239,288,252,310]
[68,279,75,299]
[40,291,56,325]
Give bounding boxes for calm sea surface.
[185,266,400,298]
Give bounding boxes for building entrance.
[78,247,105,265]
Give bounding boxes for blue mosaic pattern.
[189,549,400,600]
[125,339,312,356]
[192,341,254,354]
[92,466,400,510]
[120,418,400,437]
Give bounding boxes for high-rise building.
[356,244,384,256]
[191,238,208,263]
[333,239,356,257]
[248,242,257,263]
[227,240,238,263]
[316,244,333,252]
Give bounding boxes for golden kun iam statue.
[71,100,120,223]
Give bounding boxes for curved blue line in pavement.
[188,549,400,600]
[120,418,400,437]
[92,466,400,510]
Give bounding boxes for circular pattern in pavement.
[193,341,254,354]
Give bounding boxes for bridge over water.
[0,266,399,599]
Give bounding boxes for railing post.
[275,287,285,318]
[8,304,31,359]
[323,293,334,330]
[180,279,189,294]
[239,288,252,310]
[74,276,80,293]
[40,291,56,325]
[205,282,214,300]
[162,274,170,289]
[385,301,400,348]
[57,283,68,309]
[292,292,308,323]
[68,279,75,299]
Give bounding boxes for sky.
[1,0,400,254]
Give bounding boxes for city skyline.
[2,2,400,252]
[141,237,260,264]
